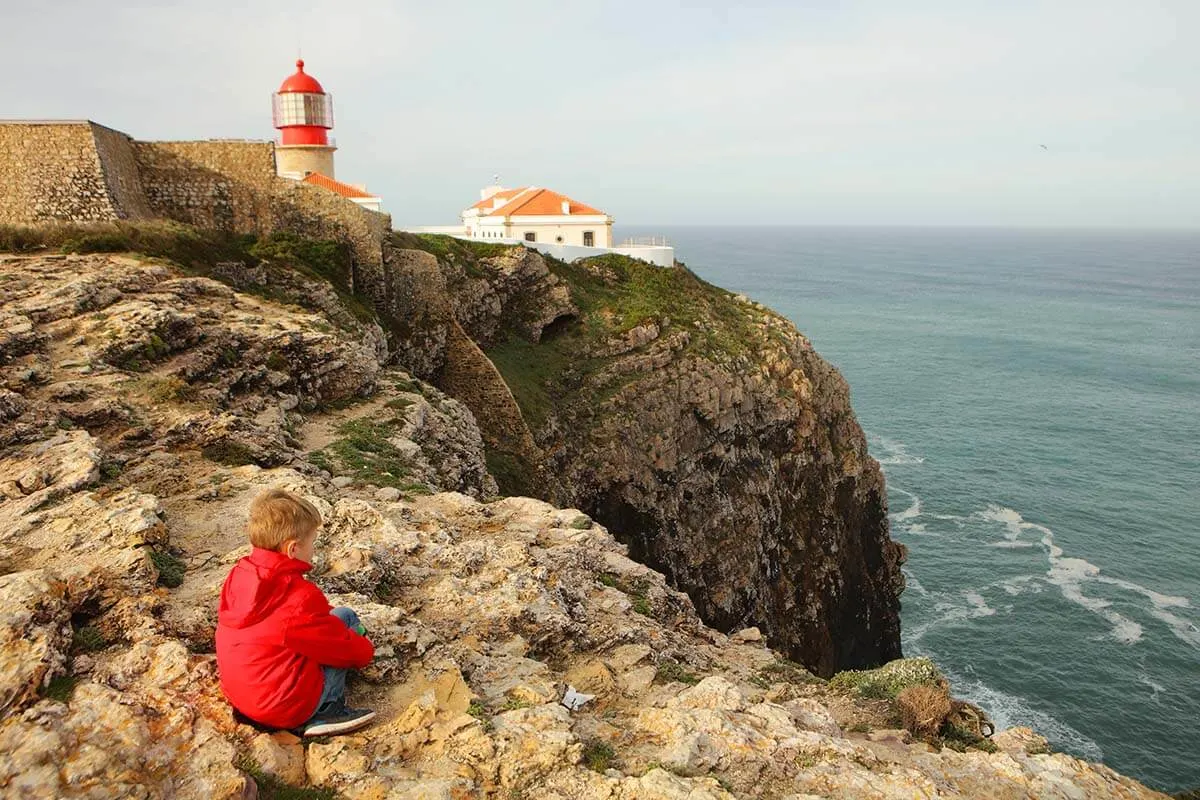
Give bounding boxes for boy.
[216,489,376,736]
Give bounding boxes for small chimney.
[561,200,570,215]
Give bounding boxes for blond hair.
[247,489,322,550]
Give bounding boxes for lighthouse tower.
[272,59,336,180]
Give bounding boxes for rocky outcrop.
[0,247,1169,799]
[424,245,904,677]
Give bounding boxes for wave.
[976,505,1198,650]
[869,433,926,466]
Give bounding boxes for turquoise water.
[620,226,1200,792]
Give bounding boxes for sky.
[2,1,1198,228]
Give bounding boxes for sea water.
[617,226,1200,793]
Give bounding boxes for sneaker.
[297,703,377,737]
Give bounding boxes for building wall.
[506,220,612,247]
[0,121,120,223]
[276,145,336,180]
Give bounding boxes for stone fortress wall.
[0,120,390,296]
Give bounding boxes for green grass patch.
[940,724,998,753]
[581,740,616,772]
[150,549,186,588]
[201,440,260,467]
[630,594,653,616]
[654,660,699,686]
[44,674,78,703]
[71,625,109,653]
[484,447,536,498]
[829,657,943,700]
[313,418,413,489]
[405,232,517,264]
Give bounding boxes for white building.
[463,184,613,247]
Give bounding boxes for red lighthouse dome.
[272,59,333,147]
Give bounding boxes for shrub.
[829,657,943,699]
[654,660,699,686]
[581,740,616,772]
[150,549,186,588]
[44,674,77,703]
[896,684,952,737]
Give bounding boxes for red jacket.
[215,547,374,728]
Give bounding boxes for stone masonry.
[0,120,391,296]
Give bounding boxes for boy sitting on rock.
[216,488,376,737]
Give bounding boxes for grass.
[236,755,338,800]
[201,440,260,467]
[71,625,108,653]
[150,549,186,588]
[654,660,700,686]
[500,697,533,712]
[44,674,78,703]
[313,418,414,489]
[940,724,998,753]
[581,740,616,772]
[466,700,494,733]
[829,657,943,700]
[483,447,537,498]
[405,232,517,264]
[630,595,653,616]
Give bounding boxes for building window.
[583,231,594,246]
[524,232,536,242]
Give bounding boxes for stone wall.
[133,139,390,296]
[0,121,119,223]
[133,140,277,233]
[89,123,153,220]
[1,121,391,318]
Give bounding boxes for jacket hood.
[218,547,312,629]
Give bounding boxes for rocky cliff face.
[0,245,1172,799]
[412,244,904,677]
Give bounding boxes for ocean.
[617,226,1200,793]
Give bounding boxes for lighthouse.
[272,59,336,180]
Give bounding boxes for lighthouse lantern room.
[272,59,337,180]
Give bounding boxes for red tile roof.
[302,172,375,199]
[471,187,529,210]
[488,187,604,217]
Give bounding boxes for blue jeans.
[305,607,361,721]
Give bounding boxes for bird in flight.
[1040,144,1048,150]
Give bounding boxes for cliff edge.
[387,239,904,677]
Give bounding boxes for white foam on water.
[925,656,1105,762]
[903,569,930,597]
[964,591,997,617]
[975,505,1199,650]
[890,487,922,523]
[870,434,926,466]
[989,540,1036,548]
[1138,673,1165,704]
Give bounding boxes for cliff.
[385,238,904,677]
[0,232,1171,799]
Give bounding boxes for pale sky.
[3,1,1197,228]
